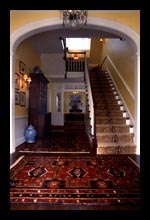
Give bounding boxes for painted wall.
[88,10,140,34]
[15,40,41,117]
[88,38,103,66]
[10,10,140,34]
[10,11,60,33]
[40,53,65,77]
[15,40,41,147]
[101,38,135,119]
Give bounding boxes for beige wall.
[15,40,41,117]
[88,11,140,34]
[10,10,140,34]
[101,38,135,118]
[10,11,60,33]
[88,38,103,65]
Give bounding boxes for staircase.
[89,70,136,154]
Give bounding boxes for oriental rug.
[10,155,140,208]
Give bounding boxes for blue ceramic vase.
[24,124,37,143]
[33,65,41,74]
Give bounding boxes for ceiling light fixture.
[73,53,79,60]
[62,10,88,28]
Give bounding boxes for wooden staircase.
[89,70,136,154]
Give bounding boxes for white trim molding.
[106,67,134,124]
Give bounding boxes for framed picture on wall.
[15,73,20,90]
[20,92,26,106]
[15,91,20,105]
[19,61,26,74]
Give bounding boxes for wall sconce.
[22,74,32,88]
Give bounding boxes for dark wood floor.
[10,145,140,167]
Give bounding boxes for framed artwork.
[19,61,26,74]
[15,73,20,90]
[20,92,26,106]
[15,91,20,105]
[69,94,82,112]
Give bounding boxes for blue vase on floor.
[24,124,37,143]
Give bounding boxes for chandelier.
[62,10,88,28]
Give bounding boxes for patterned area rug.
[10,155,140,208]
[19,131,91,153]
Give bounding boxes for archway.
[10,16,140,154]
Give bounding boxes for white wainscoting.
[15,116,28,147]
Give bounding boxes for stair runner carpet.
[89,71,136,154]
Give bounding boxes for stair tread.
[96,116,125,118]
[96,124,129,126]
[97,142,136,146]
[96,132,133,135]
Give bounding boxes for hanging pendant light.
[61,10,88,28]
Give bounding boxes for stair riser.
[94,94,116,98]
[97,146,136,154]
[96,105,120,110]
[96,118,126,124]
[96,111,122,117]
[92,83,113,86]
[92,87,113,92]
[96,134,133,143]
[95,100,118,105]
[94,95,116,99]
[96,126,129,133]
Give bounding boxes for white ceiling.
[25,28,120,54]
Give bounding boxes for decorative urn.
[33,65,41,74]
[24,124,37,143]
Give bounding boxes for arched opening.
[10,16,140,155]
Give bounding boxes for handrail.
[99,55,134,100]
[99,55,134,124]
